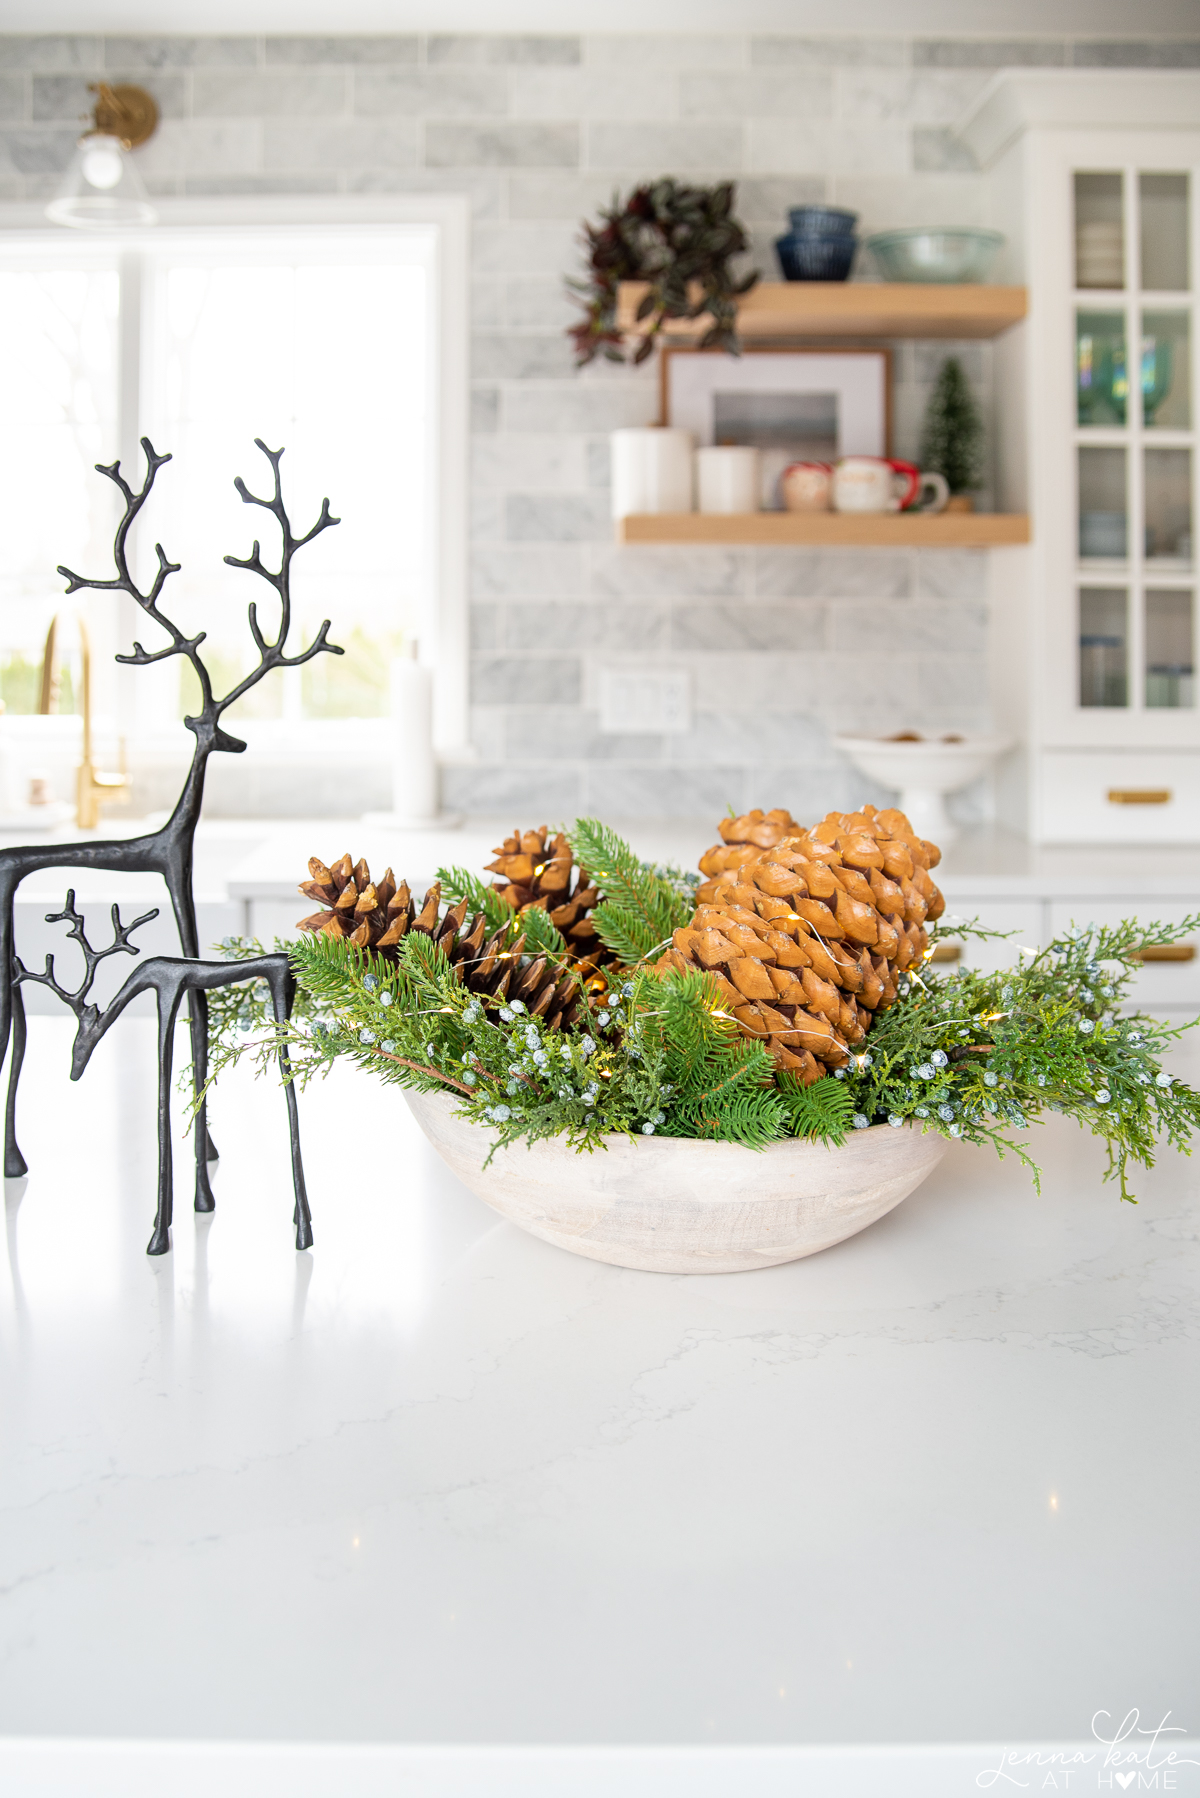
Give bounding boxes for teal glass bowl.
[866,227,1005,283]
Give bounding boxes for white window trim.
[0,193,471,759]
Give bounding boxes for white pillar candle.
[696,445,761,514]
[610,427,694,518]
[390,644,438,823]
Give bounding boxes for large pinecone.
[297,853,583,1030]
[695,808,803,904]
[485,825,609,968]
[655,806,945,1082]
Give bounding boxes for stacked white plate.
[1076,219,1124,288]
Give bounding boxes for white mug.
[833,456,921,514]
[696,445,760,515]
[610,427,694,517]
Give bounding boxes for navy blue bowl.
[787,205,858,238]
[775,232,857,282]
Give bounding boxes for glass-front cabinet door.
[1074,168,1195,723]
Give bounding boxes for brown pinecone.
[656,805,945,1081]
[297,853,583,1031]
[485,825,610,968]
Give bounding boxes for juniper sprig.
[837,913,1200,1199]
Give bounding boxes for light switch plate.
[598,669,691,735]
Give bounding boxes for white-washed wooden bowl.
[405,1089,949,1274]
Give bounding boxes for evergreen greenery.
[435,863,568,958]
[919,356,985,495]
[566,817,696,965]
[205,824,1200,1203]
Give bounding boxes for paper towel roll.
[390,645,438,823]
[610,427,694,518]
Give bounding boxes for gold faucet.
[39,614,129,830]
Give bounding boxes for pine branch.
[634,966,787,1147]
[437,865,512,935]
[776,1072,853,1147]
[567,819,694,966]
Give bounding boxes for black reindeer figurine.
[0,438,341,1218]
[15,891,312,1256]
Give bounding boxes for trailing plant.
[204,828,1200,1203]
[567,178,758,367]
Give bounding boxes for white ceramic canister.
[696,445,761,515]
[610,427,695,518]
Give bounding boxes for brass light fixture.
[46,82,159,230]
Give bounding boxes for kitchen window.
[0,198,467,764]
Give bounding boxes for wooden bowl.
[405,1090,949,1275]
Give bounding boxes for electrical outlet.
[598,669,691,735]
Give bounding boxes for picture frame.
[660,346,891,510]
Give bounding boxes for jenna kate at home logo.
[977,1713,1200,1789]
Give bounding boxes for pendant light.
[46,83,159,229]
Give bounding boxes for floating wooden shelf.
[616,512,1031,547]
[617,280,1027,342]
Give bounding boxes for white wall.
[4,25,1198,818]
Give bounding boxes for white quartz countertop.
[1,1016,1197,1793]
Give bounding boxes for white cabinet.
[963,73,1200,845]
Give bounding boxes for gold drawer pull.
[1108,788,1172,805]
[1133,944,1196,963]
[929,942,961,963]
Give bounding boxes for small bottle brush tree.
[919,356,985,497]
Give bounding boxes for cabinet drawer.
[1039,752,1200,844]
[1047,899,1200,1008]
[933,899,1045,975]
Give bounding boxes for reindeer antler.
[57,440,218,715]
[14,891,159,1021]
[217,439,344,717]
[58,437,344,759]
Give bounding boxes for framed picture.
[660,346,891,509]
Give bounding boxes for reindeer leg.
[4,982,28,1179]
[166,869,218,1204]
[190,992,217,1212]
[147,988,182,1257]
[273,970,312,1251]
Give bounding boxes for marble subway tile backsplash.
[7,25,1195,819]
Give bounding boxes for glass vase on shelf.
[1141,313,1190,429]
[1076,312,1127,426]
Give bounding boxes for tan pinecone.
[695,808,804,904]
[485,825,610,969]
[655,805,945,1081]
[297,853,583,1030]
